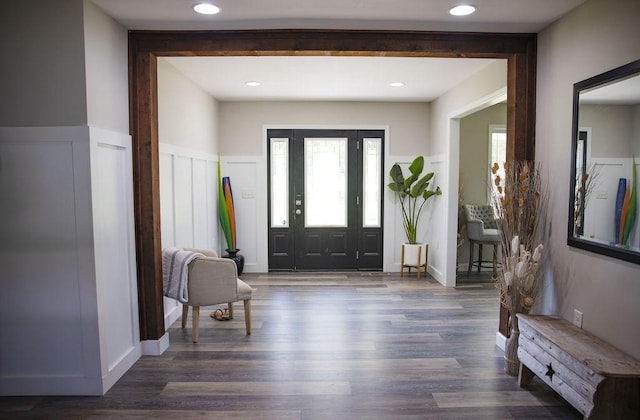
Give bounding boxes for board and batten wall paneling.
[427,155,447,282]
[385,155,445,282]
[0,126,101,395]
[159,152,175,247]
[158,143,220,328]
[174,156,195,247]
[221,157,267,273]
[89,127,140,391]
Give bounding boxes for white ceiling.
[162,56,499,102]
[92,0,587,102]
[91,0,586,32]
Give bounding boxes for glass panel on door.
[304,138,347,227]
[270,138,289,228]
[362,137,382,228]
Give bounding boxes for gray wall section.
[459,103,507,206]
[0,0,87,127]
[84,0,129,133]
[536,0,640,359]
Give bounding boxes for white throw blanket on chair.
[162,247,203,303]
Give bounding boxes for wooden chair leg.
[227,302,234,319]
[181,304,188,328]
[243,299,251,335]
[192,306,200,343]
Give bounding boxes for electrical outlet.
[573,309,583,328]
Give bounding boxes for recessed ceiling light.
[245,81,261,87]
[389,82,405,87]
[193,3,221,15]
[449,4,476,16]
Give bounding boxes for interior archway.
[129,29,536,341]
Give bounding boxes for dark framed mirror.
[568,59,640,264]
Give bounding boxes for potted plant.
[388,156,442,269]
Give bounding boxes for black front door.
[267,129,384,271]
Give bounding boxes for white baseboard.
[164,301,183,330]
[101,344,141,392]
[141,333,170,356]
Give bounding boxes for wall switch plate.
[573,309,583,328]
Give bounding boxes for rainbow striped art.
[622,156,637,246]
[615,178,627,244]
[218,160,237,252]
[615,156,637,247]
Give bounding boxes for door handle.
[295,209,302,215]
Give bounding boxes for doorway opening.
[129,29,537,341]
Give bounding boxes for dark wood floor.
[1,273,581,419]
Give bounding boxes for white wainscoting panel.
[385,156,420,274]
[221,156,267,273]
[583,158,640,248]
[192,159,209,248]
[158,144,219,327]
[384,154,447,285]
[0,126,138,396]
[174,156,195,247]
[427,154,447,284]
[159,153,175,247]
[89,127,140,392]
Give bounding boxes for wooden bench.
[517,314,640,419]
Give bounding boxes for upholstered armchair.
[181,248,254,342]
[463,204,501,276]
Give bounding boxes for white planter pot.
[401,243,429,278]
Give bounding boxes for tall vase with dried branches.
[490,161,548,376]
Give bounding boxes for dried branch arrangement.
[573,163,601,236]
[490,160,548,375]
[490,161,548,315]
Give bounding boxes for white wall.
[0,127,98,395]
[159,144,220,325]
[157,56,222,325]
[429,60,508,286]
[219,101,432,273]
[158,58,219,155]
[536,0,640,359]
[0,0,87,126]
[0,126,139,396]
[83,0,129,132]
[0,1,139,395]
[459,103,507,270]
[221,156,268,273]
[582,104,635,158]
[89,127,140,392]
[460,103,507,206]
[220,101,430,156]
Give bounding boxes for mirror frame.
[567,59,640,264]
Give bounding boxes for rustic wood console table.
[517,314,640,419]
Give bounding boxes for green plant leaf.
[410,172,434,197]
[408,156,424,177]
[387,156,442,244]
[423,186,442,199]
[389,163,405,190]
